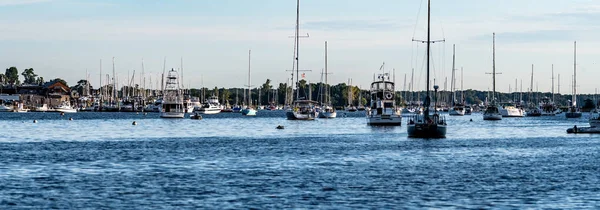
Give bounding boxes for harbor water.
[1,111,599,208]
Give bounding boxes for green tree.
[50,78,68,87]
[21,68,37,84]
[5,67,19,85]
[36,76,45,85]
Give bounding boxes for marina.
[3,0,600,208]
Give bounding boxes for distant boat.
[499,102,524,117]
[160,68,185,118]
[318,41,336,119]
[483,33,502,121]
[406,0,447,138]
[242,49,257,116]
[194,95,222,115]
[55,101,77,113]
[285,0,315,120]
[0,104,14,112]
[566,41,582,118]
[448,45,465,116]
[366,69,402,126]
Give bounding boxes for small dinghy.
[191,113,202,120]
[566,125,600,134]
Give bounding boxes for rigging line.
[411,0,425,40]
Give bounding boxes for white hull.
[318,111,337,118]
[160,112,185,118]
[367,114,402,125]
[500,108,524,117]
[195,108,221,115]
[448,108,465,116]
[0,105,13,112]
[56,108,77,113]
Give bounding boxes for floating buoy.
[60,112,65,116]
[276,125,284,129]
[33,120,37,123]
[136,112,139,115]
[144,113,148,116]
[132,121,137,125]
[470,119,473,122]
[69,117,73,121]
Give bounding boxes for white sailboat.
[566,41,582,118]
[406,0,447,138]
[483,33,502,121]
[160,68,185,118]
[286,0,316,120]
[242,49,257,116]
[318,41,336,118]
[448,45,465,116]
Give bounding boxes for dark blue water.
[1,111,599,208]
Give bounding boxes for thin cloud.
[0,0,51,6]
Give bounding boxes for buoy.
[69,117,73,121]
[60,112,65,116]
[33,120,37,123]
[136,112,139,115]
[144,113,148,115]
[470,119,473,122]
[132,121,137,125]
[276,125,284,129]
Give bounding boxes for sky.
[1,0,600,94]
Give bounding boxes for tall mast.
[461,67,464,103]
[425,0,431,116]
[112,57,116,103]
[99,59,102,102]
[295,0,300,100]
[248,49,252,107]
[530,64,534,105]
[451,44,456,105]
[573,41,577,107]
[325,41,328,104]
[551,64,554,102]
[492,33,496,103]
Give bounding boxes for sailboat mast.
[451,44,456,105]
[248,49,252,107]
[551,64,554,102]
[573,41,577,107]
[325,41,328,104]
[295,0,300,100]
[425,0,431,108]
[461,67,464,103]
[99,59,102,102]
[492,33,496,103]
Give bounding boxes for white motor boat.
[160,69,185,118]
[34,104,49,112]
[499,103,524,117]
[55,102,77,113]
[194,96,222,115]
[318,105,337,118]
[14,103,29,113]
[366,72,402,126]
[0,104,14,112]
[449,104,465,116]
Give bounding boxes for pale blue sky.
[1,0,600,94]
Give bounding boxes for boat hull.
[160,112,185,118]
[367,115,402,126]
[56,108,77,113]
[195,109,221,115]
[318,111,337,118]
[407,124,446,138]
[565,112,582,118]
[483,113,502,120]
[241,109,257,116]
[567,126,600,134]
[448,109,465,116]
[286,111,315,120]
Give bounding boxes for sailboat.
[160,68,185,118]
[448,44,465,116]
[406,0,447,138]
[525,65,542,116]
[242,49,257,116]
[483,33,503,120]
[286,0,317,120]
[566,41,582,118]
[345,79,358,112]
[318,41,336,118]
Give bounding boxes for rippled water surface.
[1,111,599,208]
